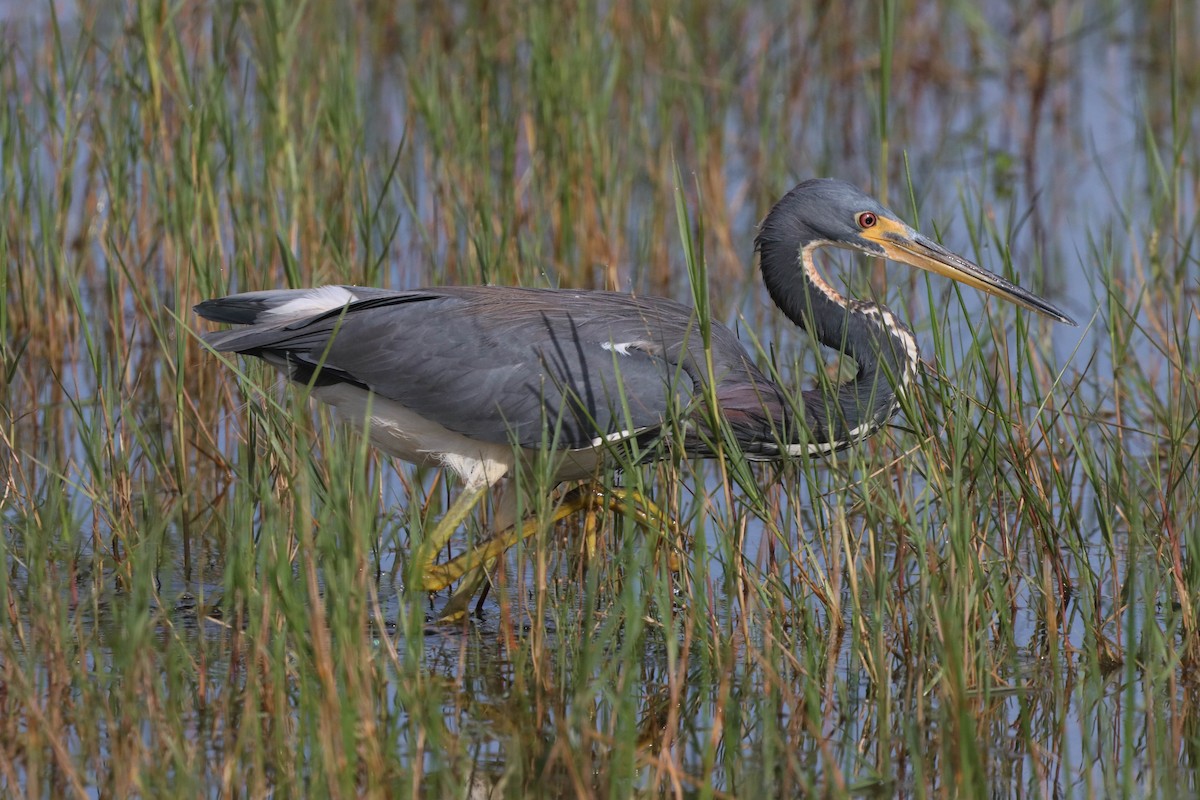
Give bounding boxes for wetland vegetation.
[1,1,1198,796]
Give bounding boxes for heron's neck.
[762,242,918,451]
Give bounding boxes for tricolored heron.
[196,178,1075,619]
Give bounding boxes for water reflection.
[2,0,1197,794]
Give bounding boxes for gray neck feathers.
[756,235,915,451]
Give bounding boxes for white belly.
[312,383,516,490]
[309,383,607,490]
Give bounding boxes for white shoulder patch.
[601,341,640,356]
[261,285,359,323]
[589,427,649,448]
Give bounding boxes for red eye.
[857,212,877,228]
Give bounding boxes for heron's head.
[757,178,1076,326]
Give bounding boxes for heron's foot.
[423,484,683,620]
[426,487,601,624]
[433,564,492,624]
[422,485,599,593]
[594,485,685,572]
[411,483,490,591]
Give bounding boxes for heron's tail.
[194,285,378,326]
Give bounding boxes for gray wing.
[197,286,761,450]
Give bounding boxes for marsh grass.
[2,0,1198,797]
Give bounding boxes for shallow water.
[2,1,1196,796]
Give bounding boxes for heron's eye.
[857,212,877,229]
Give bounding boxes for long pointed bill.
[876,228,1077,326]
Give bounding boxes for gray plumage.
[197,285,795,459]
[755,179,915,447]
[196,178,1074,491]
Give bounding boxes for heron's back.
[196,285,789,458]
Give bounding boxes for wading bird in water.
[196,179,1075,620]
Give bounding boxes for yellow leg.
[428,486,599,623]
[582,500,599,559]
[423,485,600,592]
[600,485,684,572]
[597,485,677,534]
[412,482,489,591]
[425,483,683,604]
[432,562,493,623]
